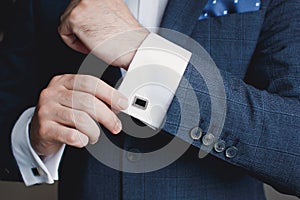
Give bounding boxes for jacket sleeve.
[0,0,38,181]
[163,0,300,197]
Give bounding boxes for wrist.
[121,28,150,69]
[92,28,150,70]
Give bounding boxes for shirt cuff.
[11,107,65,186]
[118,33,192,129]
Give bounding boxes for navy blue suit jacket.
[0,0,299,199]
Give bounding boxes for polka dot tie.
[199,0,261,20]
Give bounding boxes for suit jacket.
[0,0,299,199]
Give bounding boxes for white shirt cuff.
[118,33,192,128]
[11,107,65,186]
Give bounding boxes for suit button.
[202,133,215,146]
[190,127,203,140]
[214,140,226,153]
[225,146,238,158]
[127,148,141,162]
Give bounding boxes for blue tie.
[199,0,261,20]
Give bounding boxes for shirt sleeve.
[118,33,192,129]
[11,107,65,186]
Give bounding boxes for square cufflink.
[132,96,149,110]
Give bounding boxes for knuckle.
[78,76,99,94]
[69,7,81,24]
[79,0,89,9]
[75,111,89,125]
[52,75,63,82]
[40,88,53,100]
[61,108,75,124]
[63,74,75,82]
[65,130,78,144]
[38,122,50,138]
[79,94,94,110]
[60,90,73,104]
[77,75,91,91]
[37,105,50,119]
[66,74,76,88]
[66,130,87,148]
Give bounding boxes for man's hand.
[30,74,129,156]
[58,0,149,69]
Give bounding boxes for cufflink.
[132,96,149,110]
[31,168,40,176]
[31,167,43,177]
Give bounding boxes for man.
[0,0,299,199]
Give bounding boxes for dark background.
[0,1,299,199]
[0,0,13,32]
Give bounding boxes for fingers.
[50,74,128,111]
[31,118,90,155]
[46,122,90,148]
[31,74,126,156]
[53,106,101,144]
[57,90,123,134]
[47,74,127,134]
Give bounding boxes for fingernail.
[117,98,129,110]
[78,133,89,146]
[113,119,122,134]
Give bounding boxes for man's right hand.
[29,74,128,156]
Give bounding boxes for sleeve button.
[126,148,142,162]
[190,127,203,140]
[202,133,215,146]
[225,146,238,158]
[214,140,226,153]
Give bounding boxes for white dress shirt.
[11,0,191,186]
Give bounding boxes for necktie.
[199,0,261,20]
